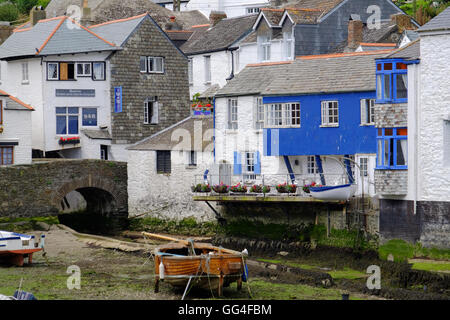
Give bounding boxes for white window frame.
[228,98,238,130]
[188,150,197,167]
[360,98,375,125]
[77,62,92,77]
[246,7,261,14]
[92,62,105,81]
[255,97,264,130]
[359,157,368,177]
[264,103,300,128]
[204,55,211,84]
[307,156,319,174]
[283,30,294,60]
[22,62,29,84]
[140,56,147,73]
[148,57,165,74]
[321,101,339,127]
[47,62,59,80]
[258,34,271,62]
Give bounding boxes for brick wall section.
[0,160,127,218]
[375,170,408,195]
[418,201,450,248]
[109,18,191,144]
[374,102,408,128]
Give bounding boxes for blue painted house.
[214,50,393,196]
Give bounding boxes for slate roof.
[384,39,420,60]
[259,9,285,27]
[262,51,392,96]
[283,8,323,24]
[332,21,400,53]
[82,129,112,140]
[180,14,258,55]
[403,29,419,42]
[88,13,148,46]
[216,51,393,97]
[128,116,214,151]
[280,0,346,15]
[215,61,294,97]
[46,0,208,30]
[0,89,34,111]
[0,16,118,60]
[418,6,450,32]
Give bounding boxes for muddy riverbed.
[0,225,449,300]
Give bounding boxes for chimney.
[209,11,227,26]
[30,6,46,26]
[80,0,93,27]
[0,22,13,45]
[391,13,413,33]
[347,19,363,49]
[165,16,182,31]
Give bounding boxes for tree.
[15,0,38,14]
[0,2,19,22]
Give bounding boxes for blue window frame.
[375,60,408,104]
[56,107,79,135]
[82,108,97,126]
[376,128,408,169]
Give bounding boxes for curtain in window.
[93,63,104,80]
[48,64,58,79]
[396,139,407,166]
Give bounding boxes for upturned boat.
[0,231,45,266]
[143,232,248,297]
[309,184,357,201]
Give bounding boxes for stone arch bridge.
[0,160,127,218]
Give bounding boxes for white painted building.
[186,0,269,18]
[0,90,34,165]
[128,116,215,221]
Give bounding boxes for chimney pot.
[30,6,46,26]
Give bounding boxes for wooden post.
[218,273,224,297]
[154,276,160,293]
[236,277,242,291]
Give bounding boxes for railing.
[192,173,350,197]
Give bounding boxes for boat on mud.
[143,232,247,297]
[0,231,45,266]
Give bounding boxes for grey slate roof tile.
[89,14,147,46]
[128,116,213,151]
[180,14,258,55]
[384,39,420,60]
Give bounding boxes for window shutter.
[151,101,159,124]
[253,98,258,129]
[144,101,149,124]
[360,99,367,125]
[254,151,261,174]
[60,63,68,81]
[233,151,242,175]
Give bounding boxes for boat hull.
[0,231,44,266]
[309,184,357,201]
[154,242,246,295]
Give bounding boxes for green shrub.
[15,0,38,14]
[0,3,19,22]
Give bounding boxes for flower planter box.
[276,183,297,194]
[191,184,211,193]
[59,137,80,145]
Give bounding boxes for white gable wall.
[186,0,269,18]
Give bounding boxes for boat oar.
[141,232,246,256]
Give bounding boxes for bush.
[0,3,19,22]
[15,0,38,14]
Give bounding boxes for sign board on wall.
[114,87,122,113]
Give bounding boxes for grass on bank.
[379,239,450,262]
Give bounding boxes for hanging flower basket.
[230,183,247,193]
[250,185,271,194]
[276,183,297,194]
[191,183,211,193]
[59,137,80,145]
[212,183,230,193]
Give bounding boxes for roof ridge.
[261,8,284,12]
[297,49,395,60]
[0,89,34,111]
[247,61,293,67]
[89,13,148,29]
[359,42,397,47]
[191,24,210,28]
[384,38,420,58]
[36,16,67,55]
[285,7,322,12]
[66,17,117,47]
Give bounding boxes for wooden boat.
[143,232,247,297]
[0,231,45,266]
[309,184,357,201]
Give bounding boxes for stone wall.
[109,17,191,145]
[375,170,408,196]
[418,201,450,248]
[0,160,127,218]
[374,103,408,128]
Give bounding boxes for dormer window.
[257,33,271,62]
[283,31,294,60]
[376,60,408,103]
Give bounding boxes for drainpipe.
[226,48,237,81]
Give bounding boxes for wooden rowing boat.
[0,231,45,267]
[143,232,247,297]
